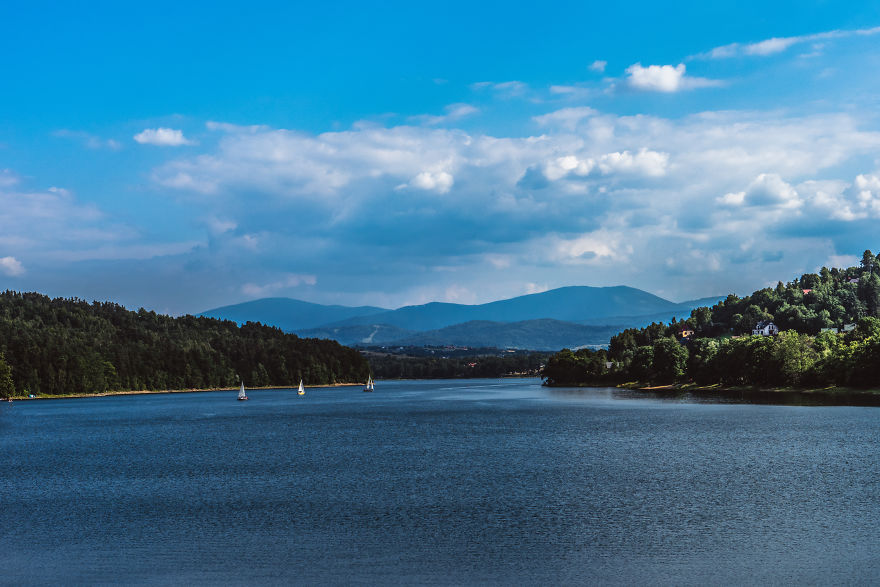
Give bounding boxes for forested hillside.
[364,347,549,379]
[0,291,369,396]
[543,251,880,389]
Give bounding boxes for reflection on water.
[1,378,878,585]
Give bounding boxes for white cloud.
[625,63,721,92]
[541,149,669,181]
[470,80,529,98]
[206,121,269,133]
[147,108,880,306]
[241,273,317,297]
[53,129,122,150]
[524,282,549,294]
[745,37,800,56]
[548,85,593,100]
[551,232,631,265]
[134,128,196,147]
[743,173,801,208]
[0,256,24,276]
[717,191,746,206]
[0,169,18,188]
[205,216,237,235]
[533,106,596,130]
[409,103,479,126]
[596,149,669,177]
[0,169,199,269]
[589,60,607,73]
[408,171,455,193]
[701,26,880,59]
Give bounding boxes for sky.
[2,1,880,314]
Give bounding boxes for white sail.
[238,381,247,400]
[298,379,305,395]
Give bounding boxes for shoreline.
[545,381,880,406]
[7,382,364,401]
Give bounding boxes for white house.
[752,321,779,336]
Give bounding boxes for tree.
[687,338,718,384]
[692,306,713,333]
[630,346,654,381]
[0,354,14,398]
[862,249,876,276]
[773,331,817,386]
[652,338,688,383]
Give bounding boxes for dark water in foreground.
[1,379,878,585]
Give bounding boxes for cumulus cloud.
[742,173,801,208]
[540,149,669,182]
[406,171,455,193]
[134,128,196,146]
[145,107,880,307]
[0,256,24,276]
[813,174,880,220]
[589,60,607,73]
[625,63,721,92]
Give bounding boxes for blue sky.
[2,1,880,314]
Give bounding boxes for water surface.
[1,379,878,584]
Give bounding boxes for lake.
[1,379,878,585]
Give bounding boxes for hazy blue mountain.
[300,319,621,351]
[322,286,691,331]
[394,319,623,351]
[201,287,726,350]
[198,297,388,331]
[297,323,416,346]
[578,296,726,327]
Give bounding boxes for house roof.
[754,320,776,329]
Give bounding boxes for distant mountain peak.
[198,285,723,350]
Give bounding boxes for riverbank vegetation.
[543,251,880,389]
[363,346,549,379]
[0,291,369,396]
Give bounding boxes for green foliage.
[0,353,14,397]
[367,349,549,380]
[541,347,611,385]
[629,346,654,381]
[652,337,689,383]
[0,291,370,395]
[546,253,880,390]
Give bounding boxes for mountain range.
[198,286,723,351]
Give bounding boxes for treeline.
[0,291,370,396]
[367,351,549,379]
[543,251,880,389]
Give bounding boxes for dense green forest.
[0,291,370,396]
[364,347,549,379]
[543,250,880,389]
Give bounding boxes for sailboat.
[363,375,374,393]
[297,379,305,396]
[237,381,248,401]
